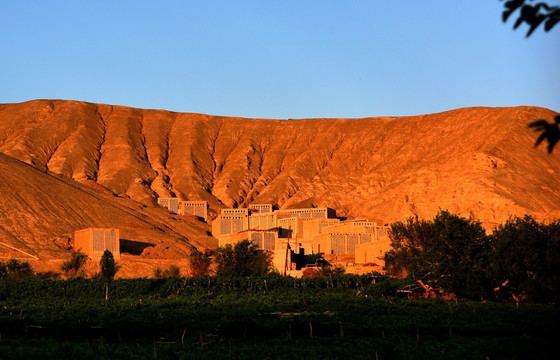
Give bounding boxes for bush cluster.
[384,211,560,302]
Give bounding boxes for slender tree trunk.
[105,282,108,301]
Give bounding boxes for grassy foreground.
[0,276,558,359]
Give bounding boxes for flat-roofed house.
[248,212,276,231]
[248,204,273,213]
[312,220,389,255]
[157,197,179,214]
[74,228,120,260]
[281,207,336,219]
[220,208,249,216]
[178,200,208,221]
[355,236,392,267]
[212,213,249,237]
[218,230,277,251]
[277,217,313,238]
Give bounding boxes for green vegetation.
[491,215,560,302]
[153,264,181,278]
[188,250,212,277]
[61,250,88,278]
[0,275,557,359]
[0,259,34,279]
[385,211,560,302]
[100,250,118,300]
[214,239,273,276]
[0,213,558,358]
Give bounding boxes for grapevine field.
[0,275,558,359]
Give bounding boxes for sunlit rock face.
[0,100,559,262]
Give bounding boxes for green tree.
[501,0,559,37]
[153,264,182,278]
[214,240,272,277]
[100,250,118,300]
[384,210,493,299]
[61,250,88,278]
[189,250,212,277]
[0,259,34,279]
[490,215,560,302]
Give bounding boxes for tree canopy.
[385,211,560,302]
[188,250,212,277]
[384,211,492,299]
[214,240,273,277]
[490,215,560,302]
[61,250,88,278]
[100,250,118,283]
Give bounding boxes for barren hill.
[1,100,559,266]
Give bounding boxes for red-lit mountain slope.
[0,100,559,263]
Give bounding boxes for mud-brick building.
[248,204,273,213]
[157,197,179,214]
[277,216,313,238]
[281,207,336,219]
[220,208,249,216]
[313,232,374,255]
[74,228,120,260]
[248,212,276,231]
[218,229,277,251]
[212,213,249,237]
[178,200,208,221]
[355,236,392,266]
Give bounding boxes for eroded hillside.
[0,100,559,263]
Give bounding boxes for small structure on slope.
[74,228,120,260]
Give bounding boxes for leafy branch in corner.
[501,0,560,37]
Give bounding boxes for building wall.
[281,207,336,219]
[221,208,249,216]
[248,212,276,230]
[74,228,120,260]
[277,217,313,238]
[355,236,392,267]
[157,198,179,214]
[212,214,249,237]
[218,230,277,250]
[248,204,273,213]
[302,218,341,242]
[312,231,375,255]
[178,201,208,221]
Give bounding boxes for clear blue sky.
[1,1,558,119]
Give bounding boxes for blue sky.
[1,1,558,119]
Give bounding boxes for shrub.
[189,250,212,277]
[153,265,181,278]
[302,267,319,278]
[490,215,560,302]
[384,210,493,300]
[61,250,88,278]
[0,259,35,279]
[214,240,272,277]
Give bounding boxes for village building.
[300,218,341,253]
[220,208,249,216]
[178,200,208,221]
[212,213,249,237]
[248,204,273,213]
[74,228,120,260]
[312,221,390,255]
[157,197,180,214]
[277,216,313,238]
[210,205,391,273]
[355,236,392,267]
[248,212,276,231]
[218,229,277,250]
[280,207,336,219]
